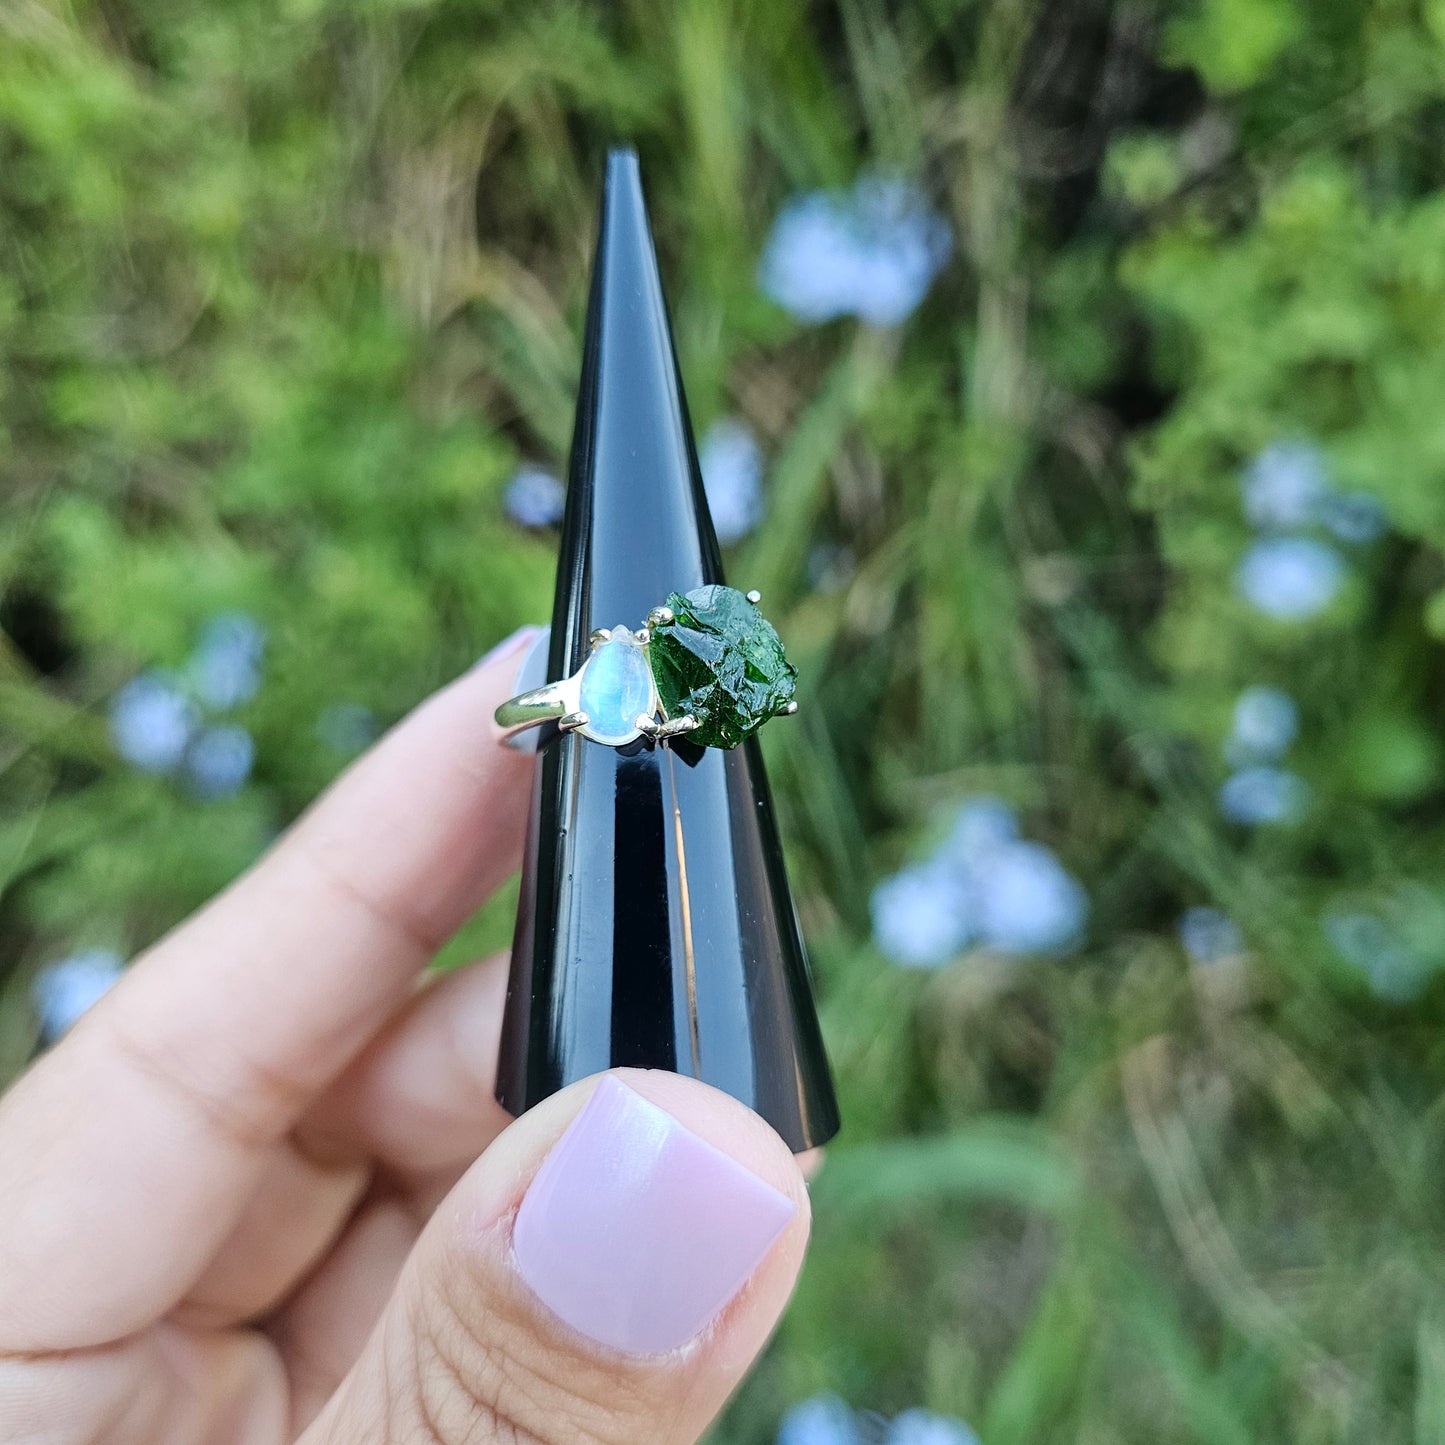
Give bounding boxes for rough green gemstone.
[647,584,798,749]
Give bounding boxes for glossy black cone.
[495,150,840,1151]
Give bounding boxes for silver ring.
[494,586,799,751]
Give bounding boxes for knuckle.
[292,833,447,962]
[396,1243,650,1445]
[106,1012,302,1152]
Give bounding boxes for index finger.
[0,627,538,1351]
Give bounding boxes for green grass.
[5,1,1445,1440]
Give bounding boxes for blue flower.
[191,611,266,711]
[760,176,952,327]
[1318,490,1388,545]
[1241,441,1327,531]
[878,798,1090,967]
[1218,766,1309,825]
[109,671,197,774]
[778,1395,860,1445]
[1240,439,1388,546]
[504,466,566,529]
[183,722,255,799]
[1324,909,1425,1002]
[1178,907,1244,965]
[1234,536,1346,621]
[317,702,379,753]
[871,859,975,968]
[940,795,1019,869]
[886,1409,982,1445]
[973,840,1088,955]
[699,418,764,545]
[32,948,124,1043]
[1225,685,1298,765]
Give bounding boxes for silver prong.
[746,589,762,605]
[636,712,700,740]
[588,628,612,650]
[782,699,799,716]
[646,605,674,629]
[635,627,651,645]
[558,710,590,733]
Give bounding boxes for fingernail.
[502,626,552,753]
[512,1076,796,1355]
[476,625,542,674]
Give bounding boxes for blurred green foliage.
[5,0,1445,1440]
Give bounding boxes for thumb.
[300,1070,811,1445]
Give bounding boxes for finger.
[0,628,539,1352]
[0,1319,288,1445]
[178,955,515,1331]
[271,1196,424,1435]
[174,1143,370,1329]
[299,952,514,1183]
[301,1070,809,1445]
[177,953,513,1331]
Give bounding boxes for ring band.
[494,585,799,752]
[492,679,574,735]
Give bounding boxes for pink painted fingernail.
[512,1076,796,1355]
[476,624,541,673]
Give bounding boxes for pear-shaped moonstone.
[577,631,655,745]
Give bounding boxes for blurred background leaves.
[5,0,1445,1439]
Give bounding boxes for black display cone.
[495,150,840,1152]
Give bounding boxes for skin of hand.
[0,627,812,1445]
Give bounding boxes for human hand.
[0,628,811,1444]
